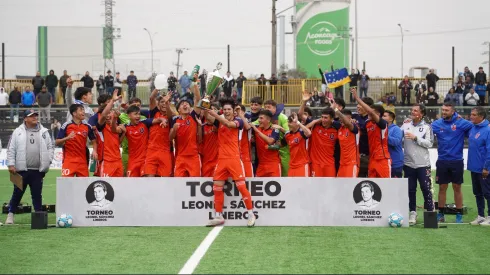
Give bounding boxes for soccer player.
[65,82,94,122]
[467,107,490,226]
[96,93,124,177]
[401,104,435,225]
[88,94,113,177]
[306,108,339,177]
[200,104,220,177]
[383,111,404,178]
[145,90,174,177]
[236,104,254,177]
[113,105,164,177]
[246,97,263,174]
[205,98,255,227]
[170,85,203,177]
[334,108,359,178]
[352,88,391,178]
[431,103,473,223]
[284,113,311,177]
[351,87,374,177]
[250,110,281,177]
[298,90,315,125]
[56,104,97,177]
[264,100,290,176]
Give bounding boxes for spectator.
[463,76,474,106]
[36,86,52,123]
[359,70,369,98]
[45,70,58,102]
[4,109,54,225]
[465,88,480,106]
[236,72,247,102]
[463,66,475,83]
[256,74,267,98]
[318,64,327,93]
[96,75,105,96]
[398,75,413,106]
[425,69,440,92]
[454,81,464,105]
[21,86,35,107]
[415,87,424,104]
[222,71,235,98]
[31,71,44,97]
[444,88,461,106]
[386,92,397,106]
[148,72,157,92]
[59,70,69,104]
[0,87,8,122]
[422,87,439,121]
[324,87,334,102]
[104,70,114,95]
[279,72,289,103]
[349,69,360,103]
[126,70,138,100]
[9,86,21,122]
[168,72,178,103]
[114,72,123,96]
[269,73,278,86]
[414,80,427,93]
[198,70,207,97]
[475,67,487,86]
[330,63,344,99]
[51,118,61,145]
[179,71,191,95]
[81,71,94,89]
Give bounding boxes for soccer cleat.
[455,213,463,224]
[480,217,490,226]
[469,216,485,225]
[408,211,417,226]
[206,216,225,227]
[437,213,445,223]
[247,213,256,227]
[5,213,14,225]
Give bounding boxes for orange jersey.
[125,119,153,161]
[148,108,171,152]
[171,111,199,157]
[309,123,339,165]
[240,128,252,162]
[96,122,121,162]
[58,121,96,163]
[89,113,104,162]
[284,129,309,168]
[366,119,391,160]
[217,118,243,160]
[201,123,219,163]
[254,126,280,164]
[338,125,359,166]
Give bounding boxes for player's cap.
[24,109,39,117]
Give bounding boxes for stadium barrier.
[56,177,408,227]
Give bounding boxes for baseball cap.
[24,109,39,117]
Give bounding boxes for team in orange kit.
[56,104,97,177]
[251,110,281,177]
[200,104,220,177]
[236,104,254,177]
[283,113,312,177]
[204,98,255,227]
[334,108,360,178]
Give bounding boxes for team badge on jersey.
[475,132,480,139]
[139,127,144,134]
[451,124,457,131]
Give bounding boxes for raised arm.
[192,83,202,115]
[334,108,355,132]
[298,90,311,121]
[236,107,251,130]
[98,93,121,125]
[351,87,380,123]
[149,89,159,110]
[250,124,276,145]
[206,109,237,128]
[292,113,311,137]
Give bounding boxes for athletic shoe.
[480,217,490,226]
[247,213,256,227]
[455,213,463,224]
[469,216,485,225]
[408,211,417,226]
[206,216,225,227]
[5,213,14,225]
[437,213,445,223]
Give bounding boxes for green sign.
[296,7,350,78]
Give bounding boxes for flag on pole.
[325,68,351,89]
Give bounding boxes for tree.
[278,64,307,79]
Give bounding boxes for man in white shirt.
[0,87,9,122]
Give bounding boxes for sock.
[248,210,254,217]
[213,184,224,214]
[235,181,253,210]
[457,208,463,215]
[439,207,445,214]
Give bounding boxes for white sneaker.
[5,213,14,225]
[206,216,225,227]
[480,217,490,226]
[247,213,256,227]
[469,216,486,225]
[409,211,417,226]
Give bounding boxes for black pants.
[358,154,369,178]
[402,92,411,106]
[34,88,41,98]
[471,172,490,217]
[335,86,343,99]
[8,170,46,213]
[128,87,137,100]
[404,165,434,212]
[61,86,67,104]
[223,87,232,98]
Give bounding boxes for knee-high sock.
[213,184,224,213]
[236,181,253,210]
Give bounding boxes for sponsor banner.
[56,177,408,227]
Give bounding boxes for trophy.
[197,62,223,109]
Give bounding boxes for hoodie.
[387,123,404,168]
[431,112,473,161]
[467,119,490,173]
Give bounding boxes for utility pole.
[483,42,490,77]
[227,45,230,72]
[1,43,4,88]
[271,0,277,75]
[355,0,359,69]
[398,24,404,77]
[175,48,185,79]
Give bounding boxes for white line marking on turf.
[178,226,223,275]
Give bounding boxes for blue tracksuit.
[388,123,404,170]
[431,112,473,161]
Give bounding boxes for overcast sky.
[1,0,490,79]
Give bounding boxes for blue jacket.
[179,75,191,89]
[467,119,490,173]
[21,91,35,106]
[431,112,473,161]
[388,123,404,168]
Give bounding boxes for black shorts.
[436,160,464,184]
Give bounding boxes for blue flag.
[324,68,351,89]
